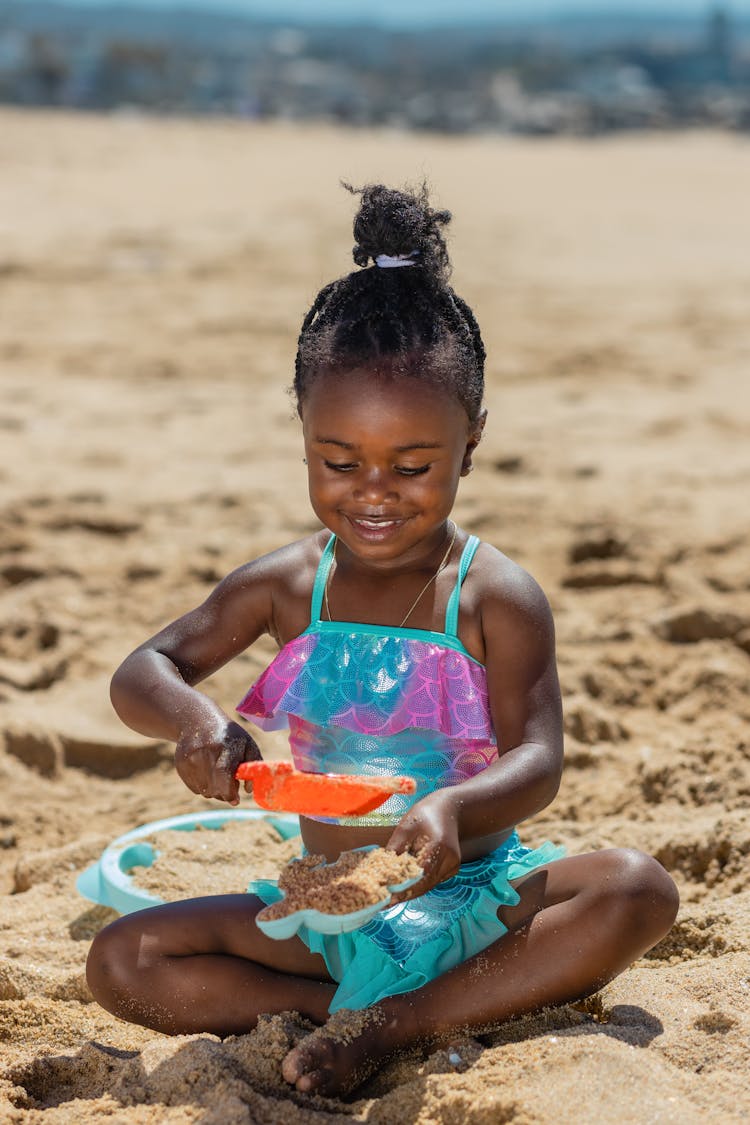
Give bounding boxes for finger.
[213,774,240,804]
[407,838,438,872]
[442,852,461,880]
[388,848,436,904]
[384,822,417,854]
[389,872,431,905]
[213,747,245,802]
[396,857,451,902]
[187,774,210,799]
[174,758,201,793]
[176,746,220,795]
[407,852,459,898]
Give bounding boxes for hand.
[175,717,262,806]
[385,790,461,903]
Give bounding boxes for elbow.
[531,772,561,818]
[110,658,136,724]
[109,648,159,727]
[548,747,564,800]
[543,763,563,808]
[530,745,563,815]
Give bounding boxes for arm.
[452,565,563,836]
[388,557,563,895]
[111,558,275,805]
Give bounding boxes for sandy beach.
[0,108,749,1122]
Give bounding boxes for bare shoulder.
[476,542,552,621]
[218,532,324,593]
[460,540,555,665]
[210,531,328,643]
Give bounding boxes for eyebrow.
[313,437,444,452]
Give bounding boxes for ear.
[461,410,487,476]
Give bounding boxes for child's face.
[301,369,482,564]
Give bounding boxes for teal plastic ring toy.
[76,809,300,915]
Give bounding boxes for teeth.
[358,519,397,529]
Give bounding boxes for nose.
[353,466,398,504]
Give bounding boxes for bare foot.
[281,1003,411,1097]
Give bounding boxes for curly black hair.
[293,182,486,423]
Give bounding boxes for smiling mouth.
[345,514,406,533]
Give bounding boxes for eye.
[324,460,357,473]
[396,465,430,476]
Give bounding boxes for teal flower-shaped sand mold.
[254,846,422,939]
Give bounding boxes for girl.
[87,183,678,1098]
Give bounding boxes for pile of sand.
[1,111,749,1122]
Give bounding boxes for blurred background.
[1,0,749,131]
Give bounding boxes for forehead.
[302,370,470,446]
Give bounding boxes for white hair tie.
[375,252,419,268]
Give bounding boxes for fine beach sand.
[0,108,749,1122]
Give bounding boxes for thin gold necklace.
[324,521,458,628]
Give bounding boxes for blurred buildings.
[0,2,749,133]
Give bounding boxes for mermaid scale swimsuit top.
[237,533,498,826]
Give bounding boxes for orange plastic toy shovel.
[235,760,416,817]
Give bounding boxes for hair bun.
[344,182,452,276]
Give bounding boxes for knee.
[86,917,149,1015]
[599,848,680,947]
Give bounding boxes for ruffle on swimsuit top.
[236,625,496,744]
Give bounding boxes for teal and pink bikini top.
[236,533,498,827]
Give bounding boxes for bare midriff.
[299,817,514,866]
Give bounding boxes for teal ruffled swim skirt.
[248,832,564,1013]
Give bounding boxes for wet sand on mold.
[0,109,749,1122]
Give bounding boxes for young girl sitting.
[87,183,678,1098]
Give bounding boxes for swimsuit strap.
[444,534,481,637]
[310,534,337,623]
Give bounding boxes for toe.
[281,1047,306,1084]
[296,1067,329,1094]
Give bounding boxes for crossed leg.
[86,847,678,1098]
[86,893,336,1035]
[281,848,679,1095]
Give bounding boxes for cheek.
[427,460,463,491]
[308,468,345,503]
[410,476,459,513]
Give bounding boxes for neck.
[332,521,455,579]
[324,522,458,628]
